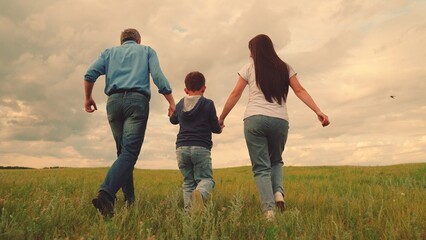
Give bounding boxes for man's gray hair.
[120,28,141,44]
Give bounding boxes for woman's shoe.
[274,192,286,212]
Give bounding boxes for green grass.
[0,164,425,239]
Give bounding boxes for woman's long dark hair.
[249,34,289,105]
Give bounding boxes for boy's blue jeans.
[244,115,289,212]
[176,146,215,209]
[100,92,149,203]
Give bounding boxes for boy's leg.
[176,147,197,209]
[192,146,214,201]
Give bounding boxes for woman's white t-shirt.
[238,61,296,121]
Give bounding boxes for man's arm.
[148,48,173,95]
[84,81,97,113]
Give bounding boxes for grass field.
[0,163,425,239]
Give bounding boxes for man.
[83,28,175,217]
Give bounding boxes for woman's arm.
[219,76,247,127]
[289,75,330,127]
[210,101,223,134]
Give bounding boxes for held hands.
[164,93,176,117]
[217,117,225,134]
[85,97,97,113]
[168,103,176,117]
[219,117,225,129]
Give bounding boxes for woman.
[219,34,330,220]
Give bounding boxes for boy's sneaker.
[92,191,114,217]
[264,210,275,221]
[191,190,204,214]
[274,192,286,212]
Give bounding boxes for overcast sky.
[0,0,425,169]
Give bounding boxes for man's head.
[120,28,141,44]
[185,71,206,94]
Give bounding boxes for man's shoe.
[274,192,286,212]
[92,191,114,217]
[191,190,204,214]
[125,200,134,209]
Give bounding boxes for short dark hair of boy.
[185,71,205,91]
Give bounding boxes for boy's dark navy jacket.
[170,96,222,150]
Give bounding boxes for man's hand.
[85,97,97,113]
[84,81,97,113]
[168,103,175,117]
[164,93,176,117]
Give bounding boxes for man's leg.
[105,96,135,205]
[122,171,135,206]
[94,93,148,215]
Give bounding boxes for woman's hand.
[219,117,225,129]
[316,111,330,127]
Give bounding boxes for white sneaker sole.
[274,192,286,212]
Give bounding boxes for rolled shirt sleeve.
[148,48,172,95]
[83,41,173,96]
[84,51,107,82]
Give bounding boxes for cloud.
[0,0,425,169]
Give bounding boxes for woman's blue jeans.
[176,146,215,209]
[244,115,289,212]
[100,92,149,203]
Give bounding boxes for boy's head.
[185,71,206,93]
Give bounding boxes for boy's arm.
[209,101,222,134]
[169,101,179,125]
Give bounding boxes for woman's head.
[248,34,277,61]
[248,34,289,105]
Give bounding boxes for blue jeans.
[100,92,149,203]
[176,146,215,209]
[244,115,289,212]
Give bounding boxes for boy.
[170,71,222,211]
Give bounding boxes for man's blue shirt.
[84,40,172,97]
